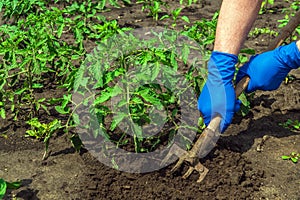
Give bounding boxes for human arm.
[214,0,263,54]
[198,0,263,133]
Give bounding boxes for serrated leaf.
[151,62,160,81]
[140,91,163,110]
[55,105,70,114]
[72,113,80,125]
[181,44,190,64]
[110,112,127,131]
[94,91,111,105]
[26,130,37,137]
[131,97,143,104]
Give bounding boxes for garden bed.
[0,0,299,199]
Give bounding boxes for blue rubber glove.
[198,51,241,133]
[236,42,300,93]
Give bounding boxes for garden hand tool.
[162,76,250,183]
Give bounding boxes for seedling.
[160,7,190,27]
[259,0,274,14]
[282,152,299,163]
[0,179,21,200]
[138,0,168,21]
[279,119,300,131]
[26,118,62,160]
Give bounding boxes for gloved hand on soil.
[236,41,300,92]
[198,51,241,133]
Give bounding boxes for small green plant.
[0,0,47,20]
[179,0,197,6]
[0,179,21,200]
[249,27,278,38]
[182,12,218,48]
[259,0,275,14]
[138,0,168,21]
[282,152,299,163]
[26,118,62,159]
[278,14,300,41]
[160,7,190,27]
[279,119,300,131]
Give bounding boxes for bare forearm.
[214,0,263,55]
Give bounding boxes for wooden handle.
[235,76,250,98]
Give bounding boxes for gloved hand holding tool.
[236,41,300,92]
[162,41,300,183]
[161,0,300,183]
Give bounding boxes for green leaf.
[72,113,80,125]
[6,181,21,190]
[238,93,250,106]
[94,91,111,105]
[32,83,43,89]
[131,97,143,104]
[181,16,190,23]
[55,106,70,114]
[0,179,7,199]
[160,15,170,20]
[57,23,65,38]
[240,48,256,55]
[291,157,298,163]
[110,112,127,131]
[181,44,190,64]
[151,62,160,81]
[172,8,182,18]
[26,130,37,137]
[14,88,27,95]
[0,108,6,119]
[281,155,291,160]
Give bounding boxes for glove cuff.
[276,41,300,69]
[208,51,238,82]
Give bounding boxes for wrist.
[208,51,238,81]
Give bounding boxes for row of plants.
[0,0,298,163]
[0,0,220,158]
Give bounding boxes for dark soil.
[1,1,300,200]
